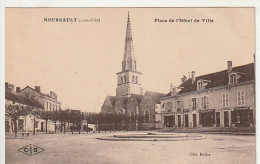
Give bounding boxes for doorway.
[216,112,220,127]
[193,114,197,127]
[41,122,44,132]
[224,111,229,127]
[178,115,181,127]
[185,114,189,127]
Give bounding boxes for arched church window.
[121,77,124,84]
[144,110,149,123]
[132,75,135,82]
[136,76,138,84]
[131,111,136,122]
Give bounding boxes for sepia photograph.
[4,8,255,164]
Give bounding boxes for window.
[237,91,245,106]
[198,81,203,90]
[201,96,209,109]
[222,93,229,108]
[144,110,149,122]
[230,74,236,84]
[132,75,135,82]
[177,100,180,108]
[192,98,197,110]
[121,77,124,84]
[136,76,138,84]
[166,102,173,112]
[176,100,181,112]
[46,102,48,110]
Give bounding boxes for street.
[5,131,255,164]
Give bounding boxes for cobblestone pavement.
[5,131,255,164]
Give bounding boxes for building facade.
[101,13,165,130]
[5,83,46,133]
[161,61,255,130]
[18,86,61,111]
[5,83,58,134]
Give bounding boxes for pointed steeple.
[116,12,143,97]
[122,12,136,71]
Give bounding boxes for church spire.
[122,12,136,71]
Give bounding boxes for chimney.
[227,61,232,74]
[35,86,41,93]
[181,75,187,83]
[50,91,53,98]
[16,87,21,93]
[8,84,14,92]
[191,71,196,84]
[5,82,8,90]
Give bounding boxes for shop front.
[199,109,215,127]
[232,107,253,127]
[164,115,175,127]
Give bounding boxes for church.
[101,13,165,130]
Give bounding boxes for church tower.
[116,12,143,97]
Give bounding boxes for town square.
[4,8,256,164]
[5,131,256,164]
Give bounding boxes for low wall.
[97,122,163,131]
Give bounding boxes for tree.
[5,104,31,137]
[30,108,42,135]
[51,110,60,133]
[58,110,68,133]
[39,110,51,134]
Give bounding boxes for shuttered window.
[201,96,209,109]
[237,91,245,106]
[222,93,229,107]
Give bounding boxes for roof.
[20,86,61,103]
[130,94,144,103]
[108,96,117,106]
[164,63,255,97]
[117,96,129,106]
[5,90,43,108]
[20,86,45,96]
[146,91,166,104]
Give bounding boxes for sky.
[5,8,255,112]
